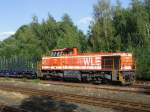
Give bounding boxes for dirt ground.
[0,78,149,112]
[0,90,118,112]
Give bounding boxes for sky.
[0,0,131,40]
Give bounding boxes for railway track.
[132,84,150,89]
[40,80,150,94]
[134,81,150,89]
[0,84,149,112]
[0,77,150,94]
[136,81,150,85]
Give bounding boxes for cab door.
[102,56,120,70]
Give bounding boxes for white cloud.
[0,31,15,41]
[78,16,92,25]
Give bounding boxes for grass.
[31,79,41,84]
[0,76,41,84]
[22,77,28,82]
[0,77,12,81]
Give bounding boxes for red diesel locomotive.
[41,48,136,85]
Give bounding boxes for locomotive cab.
[102,54,135,85]
[50,48,78,57]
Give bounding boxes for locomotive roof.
[78,52,132,56]
[51,48,132,56]
[52,48,73,52]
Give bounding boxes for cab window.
[51,51,61,57]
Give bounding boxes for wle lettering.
[83,57,101,66]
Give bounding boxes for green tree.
[56,14,86,52]
[88,0,115,52]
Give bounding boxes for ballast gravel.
[0,78,149,112]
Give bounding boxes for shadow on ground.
[19,95,90,112]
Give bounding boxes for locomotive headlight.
[42,59,47,65]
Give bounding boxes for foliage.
[0,14,87,59]
[88,0,115,52]
[56,14,87,52]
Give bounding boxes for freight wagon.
[41,48,136,85]
[0,57,37,78]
